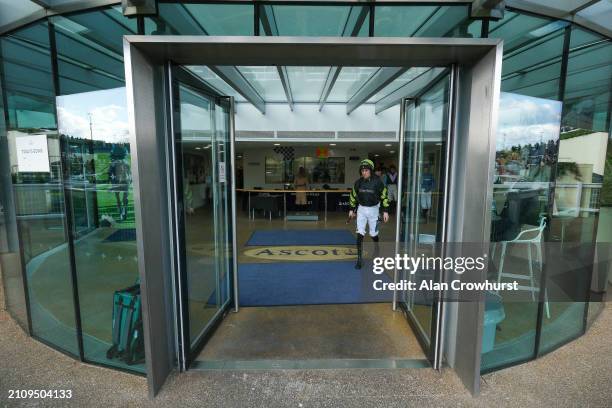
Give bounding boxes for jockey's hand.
[349,210,356,219]
[383,212,389,223]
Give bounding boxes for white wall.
[558,132,608,178]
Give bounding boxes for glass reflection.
[541,28,612,350]
[1,22,79,356]
[56,87,143,371]
[174,81,232,351]
[399,74,450,350]
[52,7,144,372]
[483,92,561,370]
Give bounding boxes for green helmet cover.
[359,159,374,171]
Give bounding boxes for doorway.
[170,64,428,368]
[167,66,234,367]
[167,63,456,369]
[124,36,502,395]
[397,71,454,368]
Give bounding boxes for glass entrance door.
[397,71,452,367]
[169,66,234,366]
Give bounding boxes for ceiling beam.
[318,5,369,111]
[318,67,342,111]
[277,66,294,111]
[346,67,407,114]
[259,5,294,110]
[375,67,447,114]
[209,66,266,114]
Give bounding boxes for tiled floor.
[196,303,426,361]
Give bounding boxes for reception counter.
[237,188,352,221]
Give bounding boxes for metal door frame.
[166,65,237,370]
[123,36,503,397]
[393,67,456,370]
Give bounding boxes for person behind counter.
[294,166,309,210]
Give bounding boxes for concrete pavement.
[1,300,610,407]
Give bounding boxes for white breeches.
[356,204,380,237]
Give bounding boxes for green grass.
[94,188,136,228]
[65,151,137,229]
[93,152,135,228]
[560,128,595,140]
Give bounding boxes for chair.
[497,216,550,319]
[250,195,282,220]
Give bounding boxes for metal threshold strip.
[191,358,430,370]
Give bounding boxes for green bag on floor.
[106,281,145,365]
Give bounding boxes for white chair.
[418,233,436,245]
[497,216,550,319]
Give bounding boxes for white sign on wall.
[15,134,50,173]
[218,162,226,183]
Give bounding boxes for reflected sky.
[497,92,562,150]
[56,87,129,144]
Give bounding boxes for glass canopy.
[184,64,444,114]
[1,1,611,38]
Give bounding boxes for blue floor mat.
[104,228,137,242]
[246,229,355,246]
[238,261,392,306]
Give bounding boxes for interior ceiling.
[185,65,443,115]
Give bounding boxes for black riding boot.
[372,235,380,259]
[355,233,364,269]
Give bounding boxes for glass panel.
[482,92,562,371]
[213,100,232,308]
[177,84,219,347]
[323,67,378,103]
[146,3,253,35]
[368,67,432,103]
[261,5,369,37]
[0,67,30,331]
[540,28,612,352]
[483,10,567,372]
[52,7,134,95]
[285,67,329,102]
[52,8,144,372]
[1,22,79,355]
[374,5,475,37]
[399,74,450,351]
[236,66,285,102]
[490,11,568,100]
[186,66,245,102]
[175,80,231,350]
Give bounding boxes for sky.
[56,87,130,144]
[496,92,562,150]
